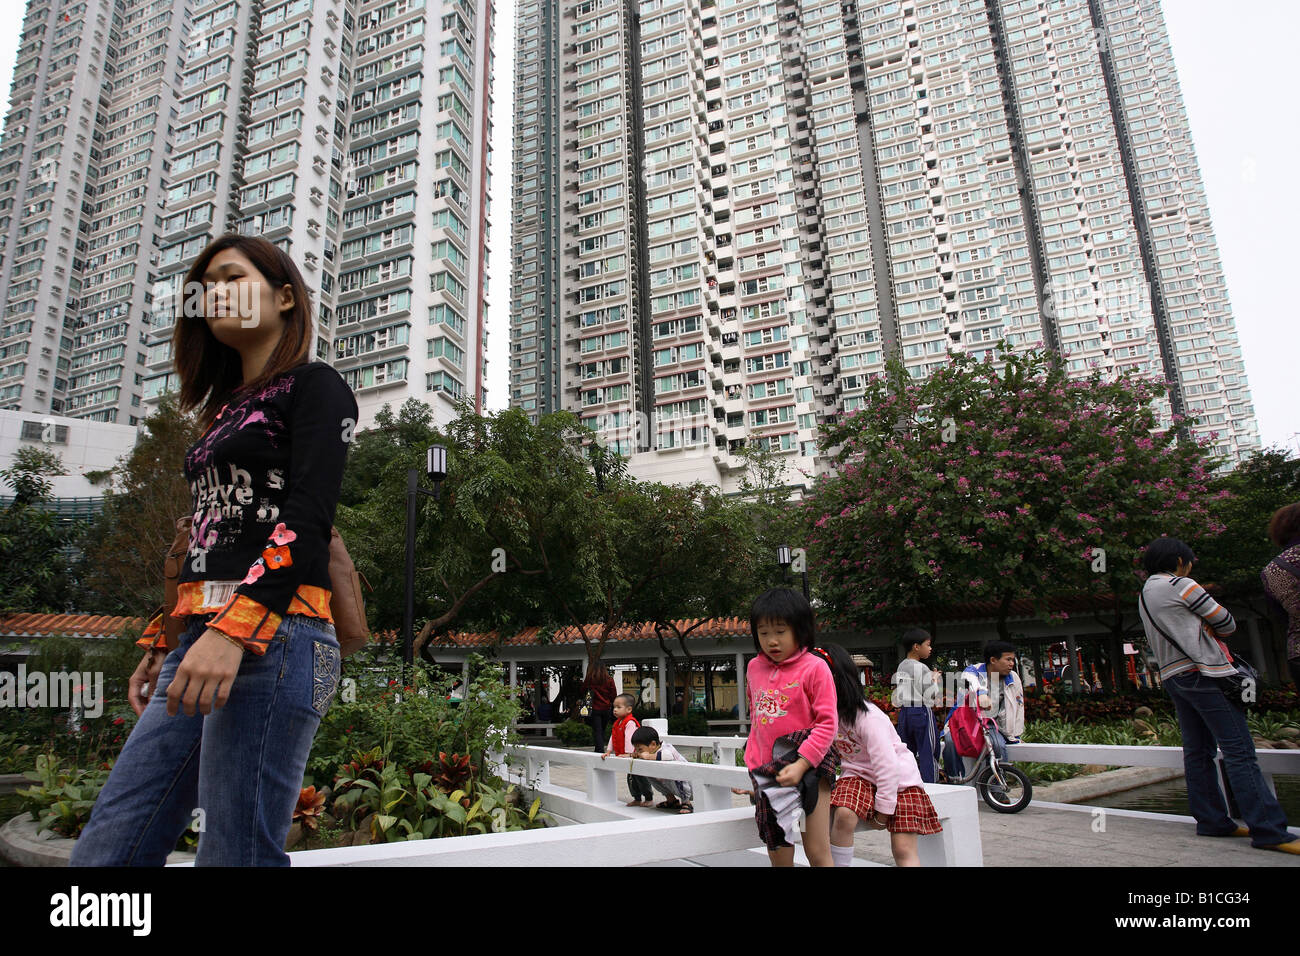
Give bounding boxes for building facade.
[508,0,1259,492]
[0,0,495,429]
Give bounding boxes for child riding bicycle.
[940,641,1024,781]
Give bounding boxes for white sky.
[0,1,1294,451]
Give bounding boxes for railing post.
[697,782,733,812]
[589,763,618,804]
[527,752,549,788]
[716,738,741,768]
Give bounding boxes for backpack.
[948,699,987,758]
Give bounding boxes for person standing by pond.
[1262,503,1300,690]
[71,235,356,866]
[581,660,617,753]
[893,629,940,782]
[1138,537,1299,855]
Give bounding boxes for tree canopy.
[803,350,1224,640]
[76,396,203,616]
[0,446,78,614]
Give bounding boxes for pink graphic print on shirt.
[753,680,800,726]
[834,732,861,759]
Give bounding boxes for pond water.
[1078,774,1300,820]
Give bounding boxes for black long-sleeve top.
[143,361,358,655]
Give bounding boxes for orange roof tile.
[422,617,752,649]
[0,612,146,639]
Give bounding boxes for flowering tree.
[803,350,1224,650]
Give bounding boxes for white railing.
[502,738,983,867]
[289,807,762,867]
[1007,743,1300,796]
[288,735,982,867]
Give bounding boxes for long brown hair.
[173,234,314,428]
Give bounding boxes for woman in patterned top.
[72,235,357,866]
[1262,503,1300,690]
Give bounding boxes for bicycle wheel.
[976,764,1032,813]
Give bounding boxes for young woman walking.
[72,235,357,866]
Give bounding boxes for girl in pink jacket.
[744,588,839,867]
[820,643,942,867]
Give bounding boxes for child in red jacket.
[601,694,652,807]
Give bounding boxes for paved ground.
[543,764,1300,867]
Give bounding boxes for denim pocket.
[311,640,341,717]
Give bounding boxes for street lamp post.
[404,444,447,670]
[775,544,810,602]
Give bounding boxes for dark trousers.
[589,709,613,752]
[628,773,654,801]
[897,706,938,783]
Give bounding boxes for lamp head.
[427,444,447,483]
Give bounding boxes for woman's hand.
[128,649,167,717]
[775,756,811,787]
[165,629,246,716]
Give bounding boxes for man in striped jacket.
[1138,537,1298,855]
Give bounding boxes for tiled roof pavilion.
[0,612,146,640]
[420,617,752,649]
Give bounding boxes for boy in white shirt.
[631,726,693,813]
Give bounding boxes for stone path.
[543,763,1300,867]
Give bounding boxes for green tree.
[340,400,593,649]
[1192,447,1300,676]
[0,446,77,613]
[734,442,807,594]
[76,396,202,616]
[620,482,759,714]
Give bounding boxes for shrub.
[554,719,592,747]
[326,743,548,843]
[306,652,522,788]
[667,711,709,737]
[0,627,143,772]
[15,754,110,839]
[1016,717,1183,784]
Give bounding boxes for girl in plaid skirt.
[818,643,942,867]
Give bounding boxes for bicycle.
[941,716,1033,813]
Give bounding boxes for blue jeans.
[1164,671,1292,847]
[71,614,341,867]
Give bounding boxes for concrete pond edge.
[1032,765,1185,805]
[0,814,195,867]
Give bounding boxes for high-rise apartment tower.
[0,0,495,428]
[509,0,1259,490]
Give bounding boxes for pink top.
[744,647,838,773]
[835,702,924,814]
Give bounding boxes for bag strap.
[1139,587,1207,669]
